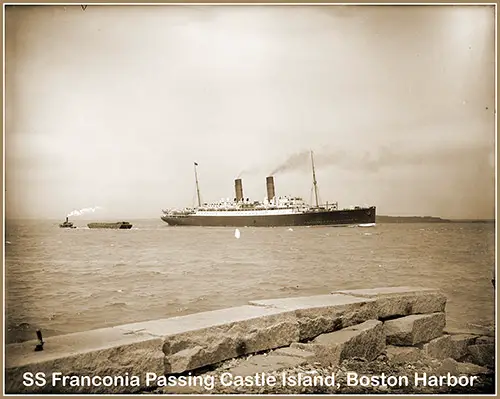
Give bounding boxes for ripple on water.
[4,220,496,343]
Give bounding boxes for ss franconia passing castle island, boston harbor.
[161,152,376,227]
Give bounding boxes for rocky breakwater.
[5,287,495,394]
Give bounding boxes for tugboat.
[59,217,75,229]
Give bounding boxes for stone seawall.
[5,287,495,394]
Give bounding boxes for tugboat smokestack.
[266,176,275,201]
[234,179,244,202]
[65,216,68,223]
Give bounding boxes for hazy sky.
[5,5,496,220]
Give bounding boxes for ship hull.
[161,207,376,227]
[59,223,75,228]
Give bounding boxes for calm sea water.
[5,219,496,344]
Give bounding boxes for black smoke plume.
[267,145,493,175]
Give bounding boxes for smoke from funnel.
[269,151,310,175]
[237,165,265,179]
[268,146,476,175]
[67,206,102,217]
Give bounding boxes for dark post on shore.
[34,330,44,352]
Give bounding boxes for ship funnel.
[234,178,244,202]
[65,216,68,223]
[266,176,276,201]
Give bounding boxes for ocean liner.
[161,152,376,227]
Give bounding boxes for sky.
[5,4,496,220]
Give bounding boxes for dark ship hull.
[87,222,133,229]
[59,223,76,228]
[161,206,376,227]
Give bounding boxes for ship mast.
[311,151,319,207]
[194,162,201,207]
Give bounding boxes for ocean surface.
[5,219,496,344]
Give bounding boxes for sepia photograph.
[4,2,496,395]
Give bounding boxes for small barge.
[87,222,133,229]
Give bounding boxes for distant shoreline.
[5,216,496,224]
[376,216,495,224]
